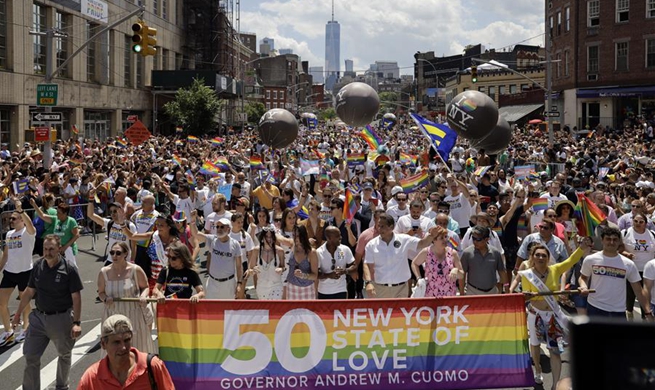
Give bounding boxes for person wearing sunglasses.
[86,190,138,265]
[618,200,655,230]
[154,241,204,302]
[411,226,464,298]
[0,198,36,346]
[97,241,154,354]
[316,227,355,299]
[516,218,569,271]
[460,226,508,295]
[619,212,655,320]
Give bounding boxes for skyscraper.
[325,1,340,91]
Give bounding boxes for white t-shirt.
[4,227,36,273]
[206,235,242,279]
[316,243,354,294]
[581,252,641,312]
[444,192,472,228]
[104,219,137,263]
[643,259,655,305]
[621,228,655,271]
[173,194,194,223]
[386,206,409,222]
[229,231,254,265]
[364,233,420,284]
[204,211,233,235]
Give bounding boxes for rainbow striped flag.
[172,154,183,167]
[215,157,230,171]
[187,135,200,143]
[346,152,366,167]
[342,188,357,223]
[71,125,79,135]
[399,152,417,166]
[175,140,184,147]
[199,161,221,176]
[532,198,549,213]
[250,155,264,170]
[448,236,459,249]
[574,193,607,237]
[175,126,183,134]
[185,170,196,189]
[358,125,382,150]
[474,166,491,177]
[157,297,532,390]
[116,138,128,148]
[210,137,224,147]
[398,171,429,193]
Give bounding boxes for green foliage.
[163,78,223,136]
[318,107,337,121]
[244,101,266,124]
[378,92,400,113]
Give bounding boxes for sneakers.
[0,331,15,347]
[534,373,544,385]
[15,330,26,343]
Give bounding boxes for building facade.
[325,19,340,91]
[549,0,655,130]
[0,0,188,146]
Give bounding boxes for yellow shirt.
[252,184,280,210]
[520,248,583,301]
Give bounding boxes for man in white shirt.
[204,194,233,235]
[444,177,472,237]
[317,227,355,299]
[386,192,410,222]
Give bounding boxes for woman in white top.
[245,228,286,300]
[620,212,655,319]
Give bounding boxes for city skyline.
[240,0,545,76]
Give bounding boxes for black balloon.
[470,116,511,154]
[258,108,299,149]
[446,90,498,140]
[335,82,380,127]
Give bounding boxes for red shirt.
[78,348,175,390]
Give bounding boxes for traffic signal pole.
[34,5,145,168]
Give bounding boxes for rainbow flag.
[172,154,183,167]
[200,161,221,177]
[587,130,595,139]
[250,155,264,170]
[346,152,366,167]
[157,297,532,390]
[399,152,417,166]
[210,137,224,147]
[116,138,128,148]
[215,157,230,171]
[358,125,382,150]
[175,140,184,147]
[398,171,429,193]
[71,125,79,135]
[574,193,607,237]
[448,236,459,249]
[175,126,183,134]
[474,166,491,177]
[532,198,549,213]
[187,135,200,143]
[342,188,357,223]
[185,170,196,189]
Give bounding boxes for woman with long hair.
[230,212,255,275]
[31,199,80,267]
[97,241,155,353]
[285,225,318,300]
[518,240,590,386]
[153,241,204,302]
[298,200,325,248]
[246,227,286,300]
[411,226,463,297]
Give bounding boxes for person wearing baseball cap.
[78,314,174,389]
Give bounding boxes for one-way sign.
[31,112,62,122]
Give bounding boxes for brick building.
[549,0,655,130]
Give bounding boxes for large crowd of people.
[0,112,654,388]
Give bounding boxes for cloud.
[240,0,545,75]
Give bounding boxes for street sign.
[127,115,138,123]
[36,84,58,106]
[34,127,50,142]
[31,112,62,122]
[545,112,560,118]
[124,120,151,146]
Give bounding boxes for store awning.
[498,104,544,123]
[577,86,655,98]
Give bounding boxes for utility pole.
[31,6,145,168]
[545,31,555,147]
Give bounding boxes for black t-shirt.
[156,266,202,299]
[29,257,84,312]
[502,205,525,247]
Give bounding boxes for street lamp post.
[417,58,438,110]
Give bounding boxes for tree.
[244,101,266,124]
[163,78,223,136]
[318,107,337,121]
[378,92,400,113]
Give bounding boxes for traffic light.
[131,20,157,57]
[471,65,478,83]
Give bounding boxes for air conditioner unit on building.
[587,74,598,81]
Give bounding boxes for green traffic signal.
[133,44,142,53]
[471,65,478,83]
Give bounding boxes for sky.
[239,0,545,76]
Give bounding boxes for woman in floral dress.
[411,226,463,297]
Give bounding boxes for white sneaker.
[534,373,544,384]
[0,331,15,347]
[15,330,26,343]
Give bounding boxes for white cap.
[391,186,403,196]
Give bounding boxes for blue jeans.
[587,304,626,319]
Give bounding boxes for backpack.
[147,353,159,390]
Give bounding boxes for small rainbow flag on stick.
[172,154,183,167]
[474,166,491,177]
[199,161,220,176]
[116,138,128,148]
[187,135,199,143]
[343,188,357,223]
[346,152,366,167]
[71,125,79,135]
[210,137,224,147]
[175,126,183,134]
[574,193,607,237]
[358,125,382,150]
[448,236,459,249]
[399,152,417,166]
[532,198,549,213]
[215,157,230,171]
[398,171,429,193]
[250,155,264,170]
[175,140,184,147]
[185,170,196,189]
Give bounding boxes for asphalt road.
[0,234,607,390]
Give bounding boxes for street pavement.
[0,234,637,390]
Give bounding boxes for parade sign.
[124,120,151,146]
[157,295,532,390]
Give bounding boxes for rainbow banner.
[347,152,366,167]
[157,296,532,390]
[399,171,429,193]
